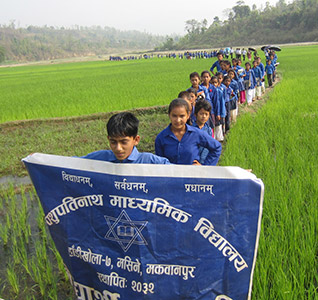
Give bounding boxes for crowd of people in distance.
[87,47,278,167]
[108,46,278,62]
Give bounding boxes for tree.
[0,46,5,63]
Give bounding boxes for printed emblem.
[104,210,148,252]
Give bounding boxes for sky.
[1,0,280,35]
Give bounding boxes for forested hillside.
[162,0,318,50]
[0,24,166,63]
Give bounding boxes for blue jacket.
[82,147,170,164]
[192,122,213,164]
[155,124,221,165]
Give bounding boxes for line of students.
[177,51,279,144]
[83,50,278,167]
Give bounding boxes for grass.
[0,45,318,299]
[220,45,318,299]
[0,58,211,123]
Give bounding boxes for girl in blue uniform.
[155,98,222,165]
[244,62,256,106]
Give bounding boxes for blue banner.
[23,153,264,300]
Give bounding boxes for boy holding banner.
[82,112,170,164]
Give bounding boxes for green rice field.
[0,58,211,123]
[1,45,318,299]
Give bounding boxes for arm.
[199,131,222,166]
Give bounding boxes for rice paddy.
[0,44,318,299]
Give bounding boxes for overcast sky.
[1,0,280,35]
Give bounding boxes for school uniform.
[155,124,221,166]
[214,84,226,141]
[234,66,246,103]
[230,79,239,121]
[210,60,222,74]
[265,64,275,87]
[244,69,256,104]
[224,85,237,132]
[258,62,266,93]
[192,121,213,164]
[252,66,262,98]
[82,147,170,164]
[200,83,217,128]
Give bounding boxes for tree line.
[159,0,318,50]
[0,23,166,63]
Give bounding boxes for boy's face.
[107,135,140,161]
[190,76,200,88]
[195,108,210,126]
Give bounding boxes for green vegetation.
[173,0,318,49]
[0,23,167,62]
[0,58,210,123]
[0,45,317,299]
[220,45,318,298]
[0,185,75,299]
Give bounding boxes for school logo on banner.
[23,153,264,300]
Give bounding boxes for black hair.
[210,76,218,82]
[245,62,251,68]
[223,76,231,82]
[201,70,211,77]
[107,112,139,138]
[189,72,200,79]
[186,87,197,96]
[194,99,212,115]
[223,60,231,66]
[178,90,191,101]
[215,72,224,78]
[168,98,190,115]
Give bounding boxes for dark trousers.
[225,102,231,132]
[267,73,273,87]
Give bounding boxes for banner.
[23,153,264,300]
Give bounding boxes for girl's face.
[189,93,196,106]
[229,72,235,80]
[201,73,211,85]
[246,64,250,70]
[211,79,218,87]
[224,79,231,87]
[169,106,190,131]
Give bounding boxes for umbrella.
[261,45,271,51]
[269,46,281,52]
[248,47,256,52]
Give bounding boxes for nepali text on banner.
[22,153,264,300]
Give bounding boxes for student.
[210,52,224,75]
[155,98,222,165]
[222,60,232,76]
[82,112,170,164]
[228,69,240,122]
[192,100,214,164]
[235,59,246,104]
[189,72,210,102]
[252,60,262,100]
[223,76,237,132]
[244,62,256,106]
[265,59,274,87]
[178,90,195,124]
[214,73,226,141]
[257,57,266,93]
[200,70,217,128]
